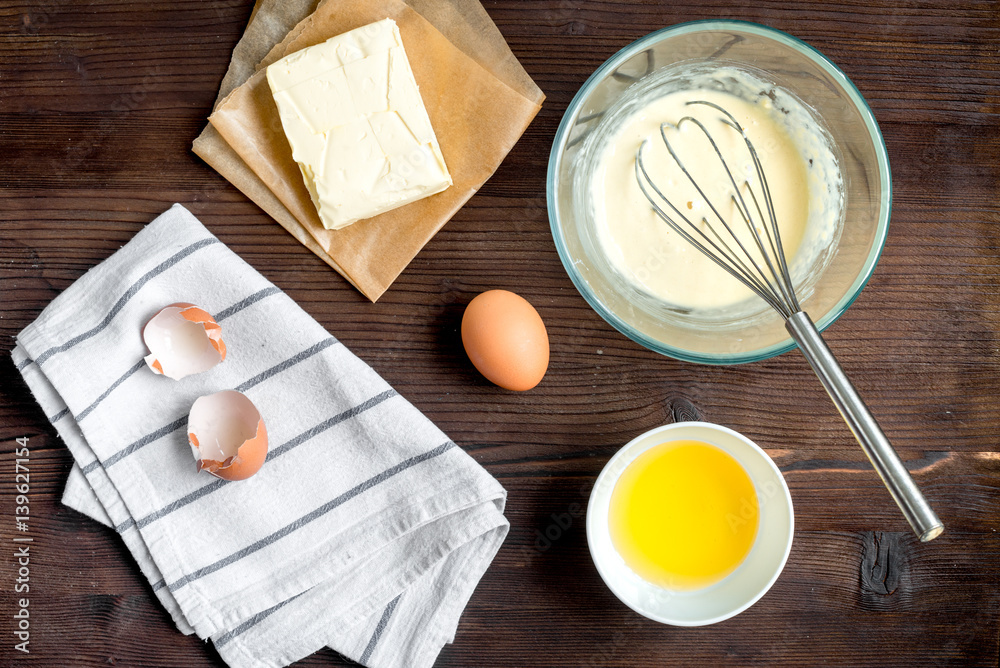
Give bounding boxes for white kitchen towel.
[12,203,508,668]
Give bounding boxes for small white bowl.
[587,421,793,626]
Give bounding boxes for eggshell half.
[461,290,549,391]
[143,303,226,380]
[188,390,268,481]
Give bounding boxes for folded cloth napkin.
[12,204,508,668]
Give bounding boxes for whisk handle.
[785,311,944,542]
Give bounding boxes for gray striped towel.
[13,204,508,668]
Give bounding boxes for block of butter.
[266,19,452,230]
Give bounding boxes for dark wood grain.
[1,0,999,666]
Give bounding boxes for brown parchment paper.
[194,0,344,284]
[195,0,543,301]
[214,0,321,107]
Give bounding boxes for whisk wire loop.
[701,101,801,313]
[634,147,788,315]
[635,100,803,318]
[659,117,784,306]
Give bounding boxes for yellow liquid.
[608,439,759,590]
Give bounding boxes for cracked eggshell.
[188,390,268,481]
[143,303,226,380]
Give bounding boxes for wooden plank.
[1,0,998,665]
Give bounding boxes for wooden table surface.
[1,1,998,666]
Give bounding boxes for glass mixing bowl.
[547,21,891,365]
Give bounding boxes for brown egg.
[187,390,268,481]
[461,290,549,391]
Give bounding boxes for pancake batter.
[590,70,841,311]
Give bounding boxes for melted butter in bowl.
[584,66,844,317]
[586,421,794,626]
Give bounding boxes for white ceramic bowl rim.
[547,20,892,365]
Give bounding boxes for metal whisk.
[635,100,943,541]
